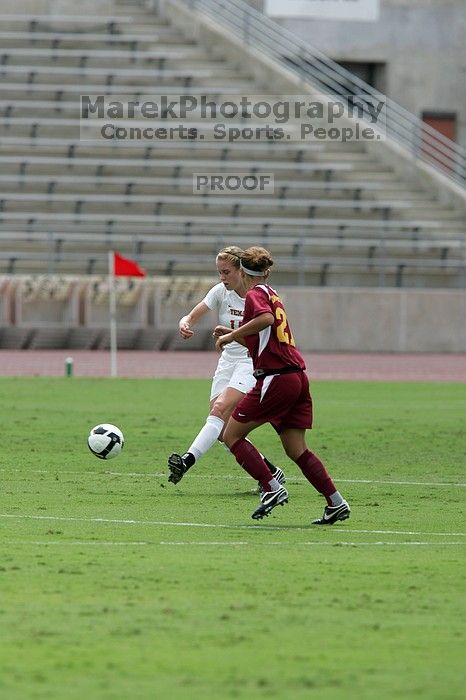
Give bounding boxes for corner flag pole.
[108,250,118,378]
[108,251,145,377]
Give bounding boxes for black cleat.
[168,453,189,484]
[252,486,288,520]
[312,500,351,525]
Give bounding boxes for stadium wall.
[1,278,465,352]
[248,0,466,149]
[160,0,466,211]
[280,287,466,353]
[1,0,114,13]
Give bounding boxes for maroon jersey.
[242,284,305,371]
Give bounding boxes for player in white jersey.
[167,246,286,487]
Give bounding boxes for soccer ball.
[88,423,124,460]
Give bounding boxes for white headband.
[240,262,267,277]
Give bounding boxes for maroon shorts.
[231,371,313,433]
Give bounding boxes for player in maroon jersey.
[215,246,350,523]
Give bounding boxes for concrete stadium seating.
[0,0,464,296]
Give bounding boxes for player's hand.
[179,317,194,339]
[213,325,230,338]
[215,332,233,353]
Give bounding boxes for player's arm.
[215,313,274,350]
[179,302,209,339]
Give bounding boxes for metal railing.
[179,0,465,189]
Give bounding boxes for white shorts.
[210,355,256,401]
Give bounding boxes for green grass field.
[0,377,465,700]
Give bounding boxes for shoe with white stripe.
[252,486,288,520]
[312,500,350,525]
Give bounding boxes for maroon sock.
[230,438,274,491]
[295,449,336,505]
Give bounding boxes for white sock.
[268,478,281,491]
[330,491,344,506]
[188,415,224,461]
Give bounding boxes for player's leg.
[167,355,233,483]
[279,427,338,499]
[167,359,245,484]
[220,361,286,483]
[223,417,283,491]
[168,385,285,484]
[223,403,288,520]
[279,427,350,525]
[225,374,311,519]
[168,359,285,485]
[177,386,244,469]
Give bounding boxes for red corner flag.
[113,251,146,277]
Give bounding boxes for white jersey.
[203,283,249,362]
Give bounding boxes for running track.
[0,350,465,381]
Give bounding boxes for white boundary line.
[10,541,149,546]
[1,468,464,488]
[159,540,465,547]
[1,513,465,537]
[2,540,465,547]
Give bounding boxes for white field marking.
[159,541,249,546]
[1,468,464,489]
[7,541,148,546]
[159,541,466,547]
[0,513,465,538]
[330,478,466,487]
[3,539,464,548]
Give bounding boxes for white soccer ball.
[88,423,124,460]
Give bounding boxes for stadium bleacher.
[0,0,464,349]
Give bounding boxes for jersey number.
[275,308,295,346]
